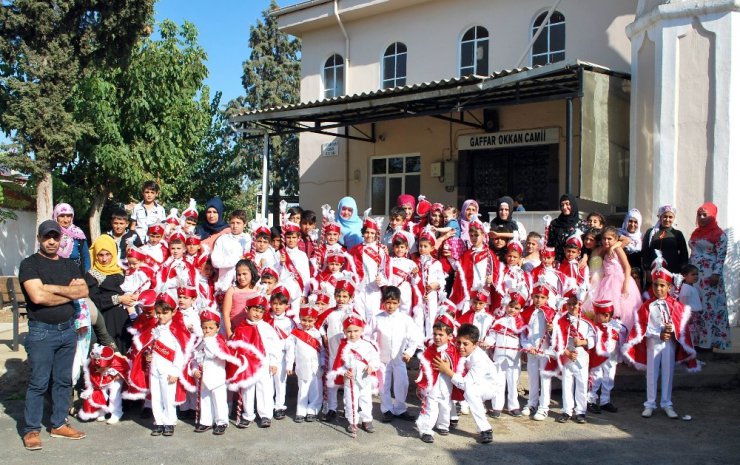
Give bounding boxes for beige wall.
[286,0,635,102]
[298,101,580,213]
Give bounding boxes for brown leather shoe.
[23,431,42,450]
[49,424,86,440]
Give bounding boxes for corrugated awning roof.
[230,60,629,142]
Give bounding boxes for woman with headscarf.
[689,202,730,350]
[547,194,582,263]
[336,196,363,249]
[640,205,688,275]
[53,203,90,274]
[85,235,137,353]
[458,199,479,248]
[197,196,231,250]
[619,208,643,270]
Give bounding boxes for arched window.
[531,11,565,66]
[382,42,407,89]
[323,54,344,98]
[459,26,489,77]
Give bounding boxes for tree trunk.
[89,187,109,241]
[35,171,54,227]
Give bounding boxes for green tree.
[229,0,300,224]
[0,0,155,225]
[60,20,211,238]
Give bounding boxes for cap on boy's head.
[38,219,62,237]
[126,246,148,261]
[651,268,673,285]
[324,222,341,234]
[137,289,157,309]
[185,235,201,246]
[565,230,583,249]
[435,313,458,331]
[418,226,436,246]
[148,224,165,235]
[593,300,614,315]
[532,280,552,298]
[91,344,116,368]
[156,292,177,309]
[282,221,301,234]
[200,310,221,324]
[507,240,524,255]
[261,266,279,280]
[540,246,556,258]
[315,292,331,305]
[177,286,198,299]
[391,230,411,245]
[470,287,490,304]
[271,285,291,301]
[507,291,526,307]
[299,305,320,319]
[326,251,346,264]
[416,195,432,217]
[343,315,365,329]
[335,277,356,296]
[246,295,268,309]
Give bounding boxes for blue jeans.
[23,318,77,434]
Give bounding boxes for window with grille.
[459,26,489,77]
[370,155,421,215]
[531,11,565,66]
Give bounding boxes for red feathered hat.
[156,292,177,309]
[326,251,346,264]
[200,309,221,324]
[470,287,490,304]
[507,291,527,308]
[282,221,301,234]
[315,292,331,305]
[137,289,157,309]
[435,313,459,331]
[540,246,556,258]
[246,294,268,309]
[148,224,165,236]
[507,240,524,255]
[126,246,149,261]
[335,277,356,296]
[261,266,279,280]
[593,300,614,314]
[271,285,291,301]
[185,235,201,246]
[177,286,198,299]
[416,195,432,217]
[299,305,320,319]
[324,222,341,234]
[343,315,365,329]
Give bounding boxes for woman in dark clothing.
[641,205,689,276]
[85,235,136,353]
[547,194,582,263]
[196,196,229,240]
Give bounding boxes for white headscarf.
[619,208,643,253]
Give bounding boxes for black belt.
[28,317,75,331]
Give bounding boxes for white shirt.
[150,322,185,378]
[371,311,422,364]
[211,233,251,293]
[192,336,227,390]
[132,201,166,241]
[285,327,324,381]
[451,346,497,391]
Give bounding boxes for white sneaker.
[96,416,107,422]
[460,405,470,415]
[533,411,548,421]
[664,407,678,419]
[107,416,121,425]
[641,408,654,418]
[521,406,532,416]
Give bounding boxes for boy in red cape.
[622,267,699,419]
[127,293,196,436]
[78,344,129,424]
[587,300,624,414]
[227,294,280,429]
[415,313,460,444]
[450,218,498,314]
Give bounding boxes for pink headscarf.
[459,199,479,247]
[52,203,87,258]
[396,194,416,209]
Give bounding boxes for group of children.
[77,184,700,445]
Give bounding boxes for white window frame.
[530,11,565,66]
[323,53,344,99]
[459,26,489,77]
[381,42,407,89]
[369,153,422,215]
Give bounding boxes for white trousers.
[416,380,452,436]
[380,359,409,415]
[296,375,323,416]
[561,359,589,415]
[150,373,178,426]
[343,377,374,425]
[492,361,520,411]
[240,366,274,421]
[526,356,552,413]
[273,356,288,410]
[645,338,675,409]
[92,380,123,419]
[355,287,381,328]
[199,384,228,426]
[588,358,617,405]
[462,381,496,433]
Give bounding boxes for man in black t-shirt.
[18,220,89,451]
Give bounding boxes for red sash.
[363,246,381,266]
[291,328,321,352]
[283,249,305,291]
[152,340,176,362]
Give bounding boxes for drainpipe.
[334,0,352,195]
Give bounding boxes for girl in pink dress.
[221,259,260,338]
[586,227,642,331]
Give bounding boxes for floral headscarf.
[53,203,86,258]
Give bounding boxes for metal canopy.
[230,60,628,142]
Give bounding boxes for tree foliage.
[0,0,154,173]
[229,0,301,219]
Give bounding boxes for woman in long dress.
[689,202,731,350]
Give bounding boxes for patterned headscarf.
[52,203,86,258]
[619,208,643,253]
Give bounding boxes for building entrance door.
[458,144,559,214]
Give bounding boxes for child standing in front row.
[190,310,241,435]
[521,282,556,421]
[285,305,325,423]
[415,315,460,444]
[228,294,280,429]
[435,324,496,444]
[327,316,381,436]
[587,300,623,415]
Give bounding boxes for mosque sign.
[459,127,559,150]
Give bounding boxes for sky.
[154,0,276,105]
